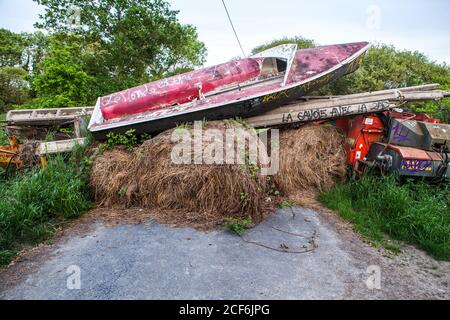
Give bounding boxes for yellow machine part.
[0,137,22,169]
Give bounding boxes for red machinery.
[336,112,450,179]
[336,115,385,173]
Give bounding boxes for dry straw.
[274,123,347,207]
[90,121,347,227]
[90,121,272,228]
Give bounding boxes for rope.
[240,226,319,254]
[221,0,246,57]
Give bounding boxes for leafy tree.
[24,37,95,108]
[0,29,28,67]
[22,31,49,74]
[0,30,52,110]
[34,0,207,93]
[0,67,29,111]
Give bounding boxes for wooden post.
[74,117,82,138]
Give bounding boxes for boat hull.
[90,54,363,139]
[89,42,370,139]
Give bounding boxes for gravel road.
[0,207,448,299]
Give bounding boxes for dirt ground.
[0,206,448,300]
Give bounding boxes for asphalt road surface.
[0,207,448,299]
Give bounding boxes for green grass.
[0,155,91,266]
[320,175,450,260]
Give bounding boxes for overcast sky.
[1,0,449,66]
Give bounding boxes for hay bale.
[274,124,347,206]
[90,148,136,206]
[90,121,272,228]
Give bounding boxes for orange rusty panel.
[0,152,21,167]
[378,143,431,160]
[0,142,22,168]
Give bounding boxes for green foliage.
[34,0,207,91]
[0,1,207,111]
[106,129,138,150]
[0,116,93,265]
[0,30,50,111]
[224,217,252,236]
[0,156,91,265]
[0,66,30,112]
[23,37,95,109]
[239,162,259,179]
[320,175,450,260]
[104,129,150,150]
[251,36,315,54]
[22,31,49,74]
[0,28,28,67]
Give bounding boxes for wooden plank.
[290,84,441,102]
[38,138,86,155]
[6,107,94,126]
[247,100,395,127]
[400,91,446,101]
[246,87,448,128]
[262,92,401,116]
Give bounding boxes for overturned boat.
[88,42,370,139]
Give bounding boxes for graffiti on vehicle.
[263,91,289,104]
[400,159,432,173]
[280,101,391,124]
[392,122,411,143]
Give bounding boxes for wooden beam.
[400,91,446,101]
[38,138,86,155]
[246,87,448,128]
[6,107,94,126]
[291,84,441,102]
[247,101,395,127]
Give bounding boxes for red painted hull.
[89,42,370,139]
[100,58,263,120]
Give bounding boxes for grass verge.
[320,174,450,260]
[0,153,92,266]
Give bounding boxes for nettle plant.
[104,129,150,150]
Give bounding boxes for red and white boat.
[88,42,370,139]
